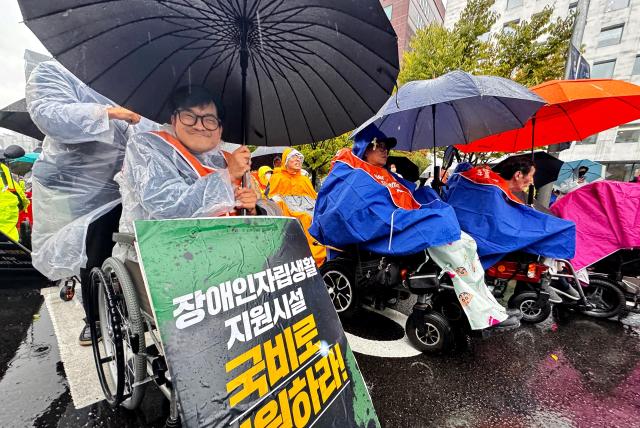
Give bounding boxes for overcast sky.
[0,1,49,108]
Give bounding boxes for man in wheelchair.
[309,124,520,332]
[113,85,266,260]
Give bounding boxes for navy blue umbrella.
[353,70,545,152]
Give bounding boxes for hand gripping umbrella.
[18,0,399,148]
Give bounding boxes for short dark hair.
[169,85,225,123]
[496,155,535,180]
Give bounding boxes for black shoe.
[489,315,520,332]
[79,320,101,346]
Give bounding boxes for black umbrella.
[492,151,564,189]
[0,99,44,141]
[19,0,399,147]
[250,146,285,170]
[386,156,419,182]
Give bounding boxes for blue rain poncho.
[443,167,576,268]
[26,60,158,280]
[309,126,460,255]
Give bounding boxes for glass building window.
[576,134,598,145]
[615,124,640,143]
[591,60,616,78]
[597,25,624,48]
[506,0,523,10]
[633,56,640,75]
[384,5,393,20]
[605,0,629,12]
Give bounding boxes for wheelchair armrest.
[112,233,135,245]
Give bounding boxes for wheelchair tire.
[406,311,454,354]
[508,292,550,324]
[581,277,626,319]
[320,260,359,319]
[89,267,126,408]
[102,257,147,410]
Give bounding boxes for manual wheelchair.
[87,233,180,426]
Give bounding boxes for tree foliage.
[296,134,351,187]
[398,0,574,87]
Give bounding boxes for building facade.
[380,0,446,60]
[444,0,640,181]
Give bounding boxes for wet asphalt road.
[1,281,640,428]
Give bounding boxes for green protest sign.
[134,216,379,427]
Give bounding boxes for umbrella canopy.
[351,70,545,151]
[459,78,640,153]
[386,156,419,182]
[493,151,564,189]
[557,159,602,184]
[0,99,44,141]
[19,0,399,147]
[250,146,286,170]
[7,152,40,176]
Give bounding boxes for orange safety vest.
[150,130,239,215]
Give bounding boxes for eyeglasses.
[175,109,221,131]
[368,142,390,153]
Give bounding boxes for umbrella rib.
[281,27,395,95]
[555,103,584,141]
[257,44,359,129]
[118,37,210,109]
[205,49,239,102]
[492,96,526,127]
[258,55,335,140]
[252,48,319,144]
[448,102,469,145]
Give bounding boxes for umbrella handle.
[240,171,251,216]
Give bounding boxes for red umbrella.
[458,78,640,153]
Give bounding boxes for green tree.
[398,0,574,87]
[296,134,351,187]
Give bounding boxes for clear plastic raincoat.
[26,61,158,280]
[113,127,237,260]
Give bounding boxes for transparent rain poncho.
[113,127,236,261]
[26,60,158,280]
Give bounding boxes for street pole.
[539,0,591,207]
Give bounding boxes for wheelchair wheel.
[102,257,147,409]
[406,311,453,354]
[89,267,125,407]
[581,277,626,319]
[90,259,147,410]
[320,260,358,318]
[509,292,550,324]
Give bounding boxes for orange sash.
[150,130,239,215]
[459,167,523,204]
[333,148,421,210]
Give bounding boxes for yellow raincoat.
[0,163,29,242]
[268,150,326,265]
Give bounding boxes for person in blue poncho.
[444,157,577,303]
[310,125,519,331]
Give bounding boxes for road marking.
[345,307,422,358]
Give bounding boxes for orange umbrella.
[458,79,640,153]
